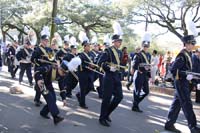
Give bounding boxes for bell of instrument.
[41,84,49,95]
[48,52,55,61]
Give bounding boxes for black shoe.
[79,104,88,109]
[99,119,110,127]
[131,106,143,113]
[40,112,50,119]
[190,127,200,133]
[126,84,130,90]
[39,101,43,104]
[91,88,96,92]
[106,116,112,122]
[53,116,64,125]
[164,125,181,133]
[66,93,72,98]
[29,83,33,87]
[34,101,40,107]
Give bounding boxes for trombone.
[84,61,105,74]
[84,61,100,69]
[38,59,57,66]
[106,62,127,70]
[85,66,105,76]
[38,59,79,81]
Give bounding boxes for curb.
[121,81,196,99]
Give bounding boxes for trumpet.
[139,63,151,71]
[182,71,200,77]
[182,71,200,80]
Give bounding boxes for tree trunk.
[2,30,6,42]
[50,0,58,46]
[85,28,91,40]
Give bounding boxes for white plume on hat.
[70,36,78,46]
[187,19,198,37]
[13,35,18,42]
[91,36,98,44]
[64,35,70,42]
[142,32,151,43]
[112,21,123,36]
[28,30,37,45]
[78,31,89,43]
[67,57,82,71]
[41,26,50,37]
[103,34,110,44]
[54,32,62,46]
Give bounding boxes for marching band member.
[16,38,33,86]
[34,57,81,125]
[31,26,51,106]
[7,36,19,78]
[131,32,151,113]
[76,31,94,109]
[55,35,71,65]
[63,44,78,98]
[98,22,123,127]
[165,35,200,133]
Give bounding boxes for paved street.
[0,66,199,133]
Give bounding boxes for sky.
[131,22,200,51]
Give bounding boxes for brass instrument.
[38,59,79,81]
[84,61,105,74]
[85,66,105,76]
[139,63,151,71]
[40,81,49,95]
[38,59,57,66]
[106,62,127,70]
[182,71,200,80]
[84,61,100,68]
[47,51,55,61]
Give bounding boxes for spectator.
[151,50,159,85]
[121,46,129,80]
[0,44,2,71]
[163,51,172,79]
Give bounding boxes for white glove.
[63,99,67,107]
[110,66,116,72]
[186,74,193,81]
[197,84,200,90]
[37,80,44,89]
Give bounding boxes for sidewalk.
[0,66,199,133]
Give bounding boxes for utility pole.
[145,1,149,32]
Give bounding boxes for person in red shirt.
[121,46,129,80]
